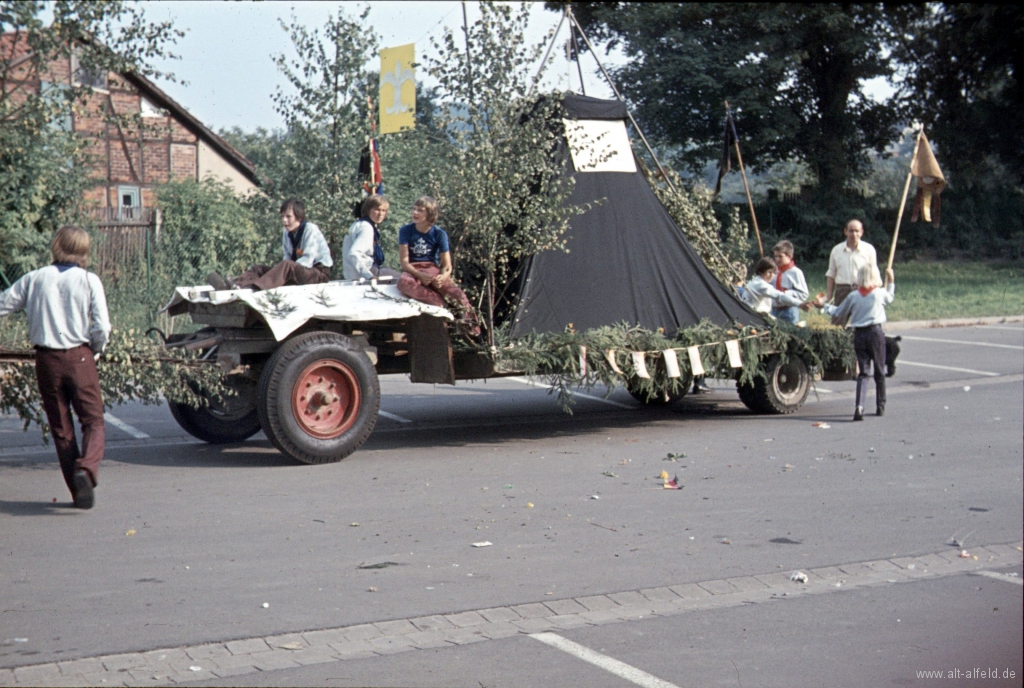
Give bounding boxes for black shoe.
[207,271,228,290]
[876,405,885,417]
[853,407,864,421]
[72,470,94,510]
[691,378,713,394]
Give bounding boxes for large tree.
[566,3,921,197]
[898,4,1023,189]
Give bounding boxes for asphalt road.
[1,322,1022,687]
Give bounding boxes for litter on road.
[472,541,493,547]
[812,422,831,429]
[790,571,809,583]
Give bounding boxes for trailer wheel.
[168,377,260,443]
[626,369,693,405]
[257,331,379,464]
[737,354,810,414]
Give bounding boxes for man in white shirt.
[824,219,877,326]
[342,194,401,281]
[0,226,111,509]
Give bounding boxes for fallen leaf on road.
[721,538,731,545]
[125,529,136,536]
[658,470,669,480]
[602,471,617,478]
[526,502,534,508]
[350,522,359,527]
[783,464,795,472]
[367,587,378,592]
[959,550,970,558]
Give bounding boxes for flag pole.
[887,126,924,272]
[725,101,763,257]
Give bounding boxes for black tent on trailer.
[508,94,765,338]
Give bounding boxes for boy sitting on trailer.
[739,257,787,315]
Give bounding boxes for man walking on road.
[825,219,877,326]
[0,226,111,509]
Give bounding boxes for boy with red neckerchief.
[769,240,808,324]
[813,263,896,421]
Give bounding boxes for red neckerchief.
[774,260,794,290]
[858,286,876,297]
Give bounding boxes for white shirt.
[342,219,376,280]
[741,275,784,313]
[823,284,895,328]
[771,264,809,309]
[825,241,877,285]
[0,265,111,351]
[282,221,333,268]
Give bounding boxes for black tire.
[257,331,379,465]
[626,369,694,405]
[737,354,810,414]
[167,376,261,443]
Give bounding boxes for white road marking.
[974,570,1023,586]
[103,413,150,439]
[531,633,681,688]
[898,335,1023,350]
[897,360,1000,376]
[506,377,634,409]
[378,410,412,423]
[813,387,834,393]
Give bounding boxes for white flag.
[663,349,681,378]
[725,340,743,368]
[631,352,651,379]
[579,345,587,376]
[605,349,623,375]
[687,346,705,377]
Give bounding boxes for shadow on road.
[0,499,78,516]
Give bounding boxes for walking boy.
[0,226,111,509]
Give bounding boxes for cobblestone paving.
[3,542,1021,687]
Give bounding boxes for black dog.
[885,335,902,377]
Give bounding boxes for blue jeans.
[772,306,799,323]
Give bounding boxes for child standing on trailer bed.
[814,263,895,421]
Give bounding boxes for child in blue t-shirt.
[397,196,480,338]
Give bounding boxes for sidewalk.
[883,314,1023,332]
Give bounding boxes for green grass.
[802,261,1024,321]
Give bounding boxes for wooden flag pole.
[887,127,924,272]
[725,101,764,257]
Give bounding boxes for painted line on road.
[973,570,1023,586]
[506,376,634,409]
[531,632,681,688]
[979,325,1024,332]
[898,335,1023,350]
[103,413,150,439]
[897,360,1000,376]
[378,410,413,423]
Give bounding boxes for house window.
[140,97,163,118]
[118,186,141,219]
[72,51,108,91]
[39,81,73,131]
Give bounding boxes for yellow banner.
[379,43,416,134]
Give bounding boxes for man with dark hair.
[208,199,334,291]
[0,226,111,509]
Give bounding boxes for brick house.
[2,33,260,218]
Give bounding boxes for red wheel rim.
[291,359,361,439]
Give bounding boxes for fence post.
[146,217,152,293]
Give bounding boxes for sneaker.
[72,470,94,510]
[853,407,864,421]
[691,377,713,394]
[876,405,885,417]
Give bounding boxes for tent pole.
[733,141,763,258]
[527,9,566,98]
[567,8,676,193]
[887,126,923,272]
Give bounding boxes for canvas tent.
[508,94,765,338]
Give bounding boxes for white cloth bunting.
[663,349,681,378]
[725,339,743,368]
[687,346,705,377]
[631,352,650,379]
[605,349,623,375]
[579,345,587,376]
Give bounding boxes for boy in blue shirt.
[397,196,480,338]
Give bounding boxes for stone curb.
[884,314,1023,332]
[4,541,1021,687]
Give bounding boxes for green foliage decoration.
[490,320,854,412]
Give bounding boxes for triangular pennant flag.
[605,349,623,375]
[725,340,743,368]
[579,345,587,377]
[687,346,705,377]
[910,132,945,227]
[714,111,739,195]
[631,352,650,379]
[663,349,681,378]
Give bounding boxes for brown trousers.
[831,284,855,326]
[397,263,480,336]
[234,261,331,291]
[34,345,105,492]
